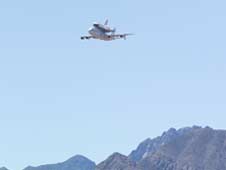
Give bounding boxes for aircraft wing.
[110,33,133,40]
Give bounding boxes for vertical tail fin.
[104,19,108,25]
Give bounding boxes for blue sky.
[0,0,226,169]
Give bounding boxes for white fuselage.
[88,24,115,41]
[81,20,131,41]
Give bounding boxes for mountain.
[129,126,199,162]
[7,126,226,170]
[96,153,139,170]
[23,155,95,170]
[138,126,226,170]
[97,126,226,170]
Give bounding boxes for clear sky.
[0,0,226,170]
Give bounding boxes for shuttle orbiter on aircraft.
[81,19,133,41]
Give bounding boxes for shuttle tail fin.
[104,19,108,25]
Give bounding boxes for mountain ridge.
[96,152,139,170]
[138,126,226,170]
[23,155,95,170]
[3,126,226,170]
[128,126,202,162]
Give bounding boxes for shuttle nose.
[88,28,93,35]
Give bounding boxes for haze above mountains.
[2,126,226,170]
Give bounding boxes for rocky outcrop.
[139,126,226,170]
[96,153,139,170]
[129,126,198,162]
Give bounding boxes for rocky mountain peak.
[66,155,94,163]
[129,126,206,162]
[108,152,127,160]
[139,126,226,170]
[96,152,137,170]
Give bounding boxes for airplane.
[81,19,133,41]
